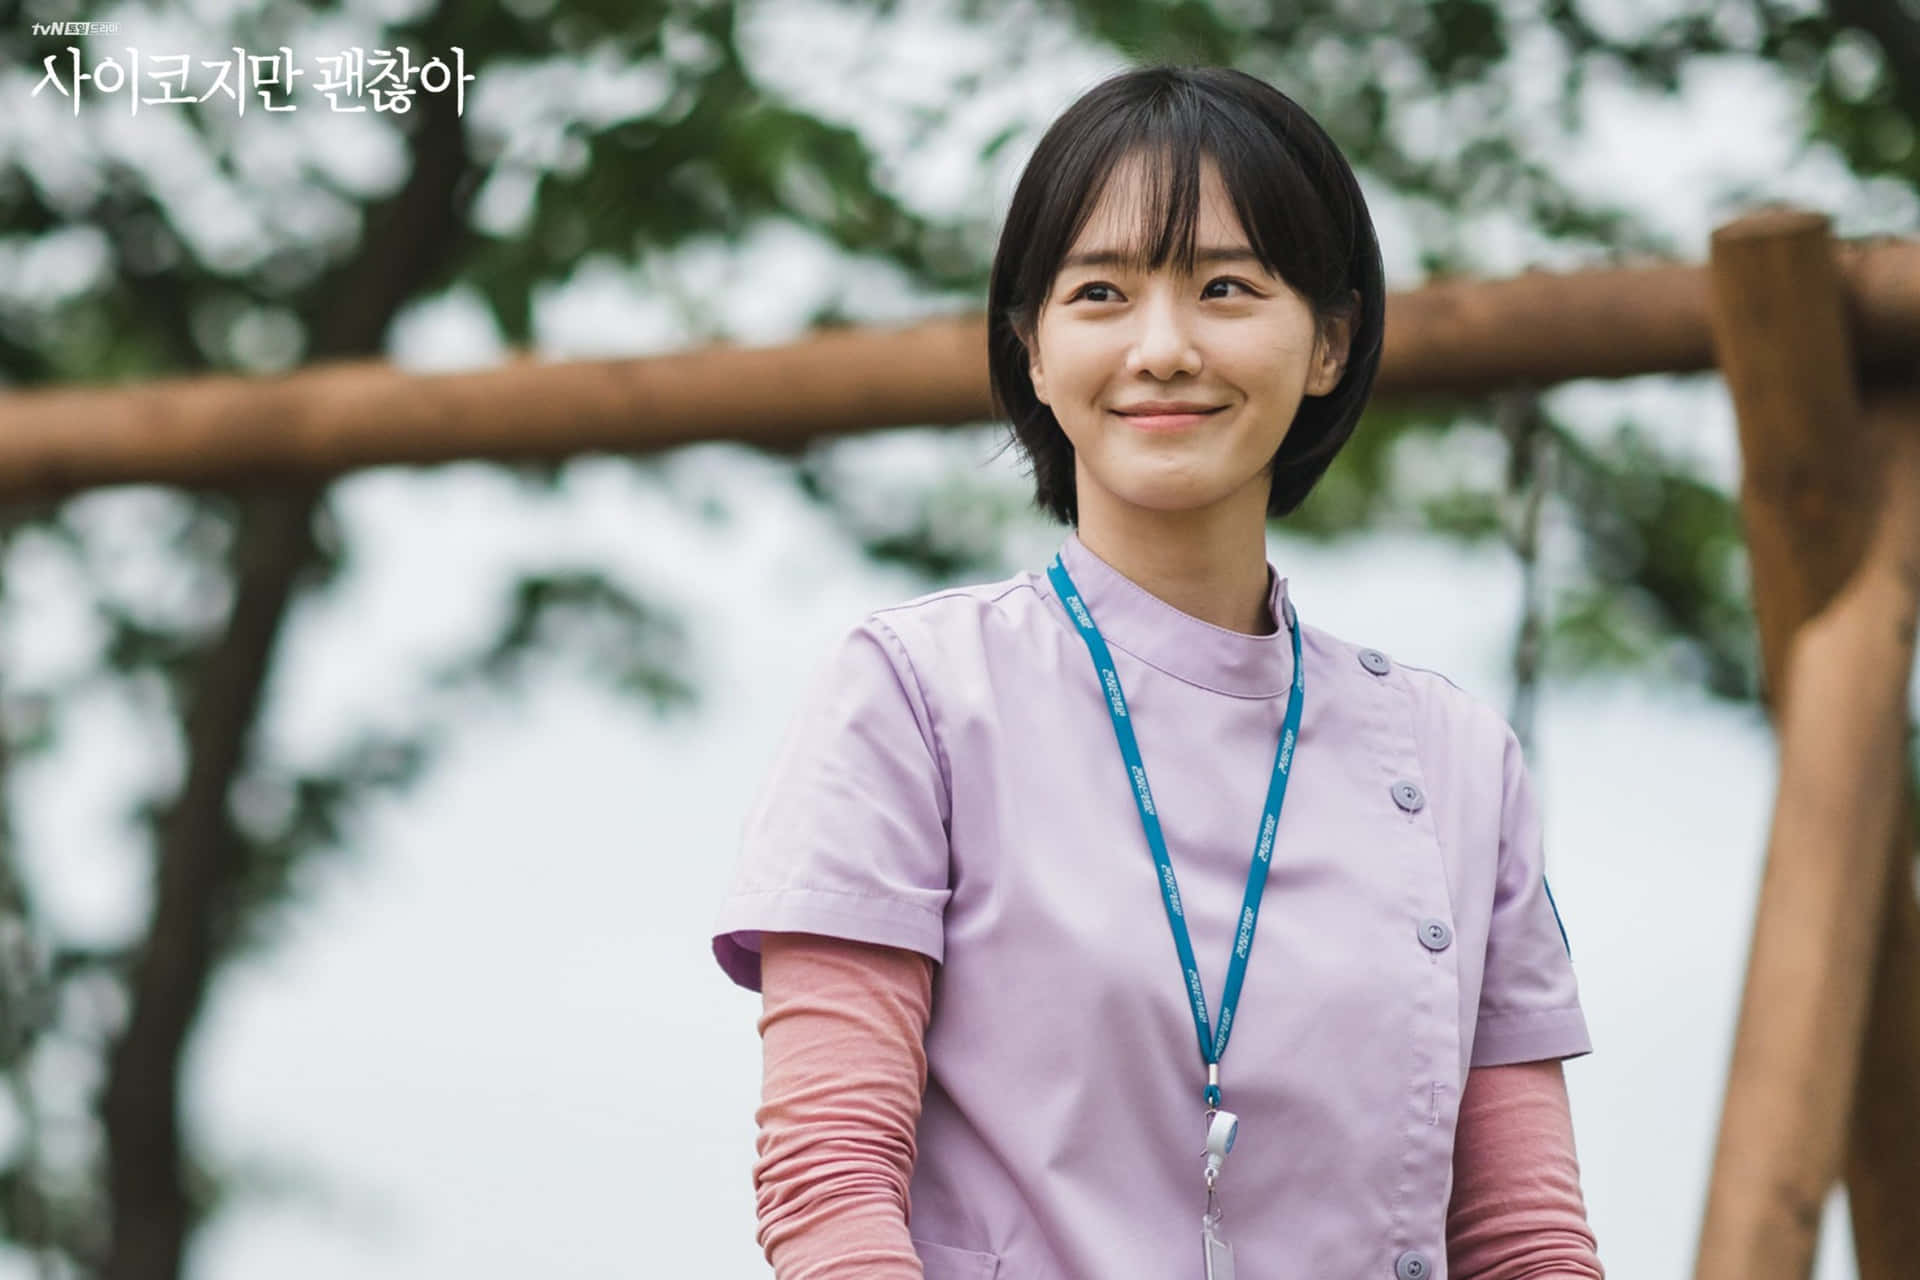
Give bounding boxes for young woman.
[714,66,1603,1280]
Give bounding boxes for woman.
[714,65,1603,1280]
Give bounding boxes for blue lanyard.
[1047,553,1305,1110]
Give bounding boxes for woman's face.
[1026,153,1351,521]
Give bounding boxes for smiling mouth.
[1113,407,1225,431]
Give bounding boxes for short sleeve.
[1470,726,1594,1067]
[712,617,953,993]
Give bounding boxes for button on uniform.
[1395,1250,1433,1280]
[1390,781,1425,813]
[1358,648,1391,676]
[1418,918,1452,951]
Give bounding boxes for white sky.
[3,0,1915,1276]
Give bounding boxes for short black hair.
[987,65,1386,525]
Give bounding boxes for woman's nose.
[1124,292,1202,380]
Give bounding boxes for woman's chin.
[1103,479,1242,515]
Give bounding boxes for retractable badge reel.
[1201,1106,1239,1280]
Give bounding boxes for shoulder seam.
[1391,658,1466,694]
[870,576,1034,624]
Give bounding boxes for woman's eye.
[1068,278,1255,303]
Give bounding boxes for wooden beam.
[1696,209,1920,1280]
[0,236,1916,502]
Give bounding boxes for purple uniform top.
[714,530,1591,1280]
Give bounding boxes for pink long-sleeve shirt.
[753,931,1603,1279]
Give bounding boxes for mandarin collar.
[1047,530,1298,699]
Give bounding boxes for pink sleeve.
[753,931,935,1280]
[1447,1060,1606,1279]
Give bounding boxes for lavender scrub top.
[713,530,1591,1280]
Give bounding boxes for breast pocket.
[912,1237,1000,1280]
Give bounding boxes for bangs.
[1034,97,1346,303]
[1068,143,1211,278]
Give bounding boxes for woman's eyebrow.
[1060,246,1262,270]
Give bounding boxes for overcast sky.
[4,0,1916,1276]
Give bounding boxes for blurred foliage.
[0,0,1916,1273]
[0,0,987,1265]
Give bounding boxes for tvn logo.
[31,21,120,35]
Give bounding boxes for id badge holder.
[1202,1205,1235,1280]
[1201,1108,1238,1280]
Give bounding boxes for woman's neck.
[1074,485,1277,637]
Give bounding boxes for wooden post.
[1842,392,1920,1280]
[1697,208,1920,1278]
[1847,730,1920,1280]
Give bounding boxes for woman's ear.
[1021,319,1050,406]
[1305,291,1360,397]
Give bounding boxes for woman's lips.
[1113,407,1225,432]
